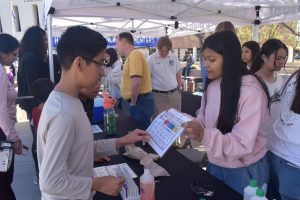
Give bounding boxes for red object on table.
[102,92,116,109]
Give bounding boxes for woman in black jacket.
[17,26,49,118]
[17,26,51,184]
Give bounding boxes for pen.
[124,183,128,198]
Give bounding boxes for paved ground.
[12,121,41,200]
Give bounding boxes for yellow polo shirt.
[121,49,152,100]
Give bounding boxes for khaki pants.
[153,90,181,117]
[154,91,186,146]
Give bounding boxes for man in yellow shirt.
[116,32,154,128]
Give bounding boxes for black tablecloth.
[93,110,242,200]
[181,91,202,117]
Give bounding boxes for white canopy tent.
[43,0,300,81]
[44,0,300,26]
[51,17,214,37]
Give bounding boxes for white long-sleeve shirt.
[104,60,122,99]
[37,91,117,200]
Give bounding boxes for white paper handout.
[93,163,137,178]
[147,108,192,157]
[91,125,103,134]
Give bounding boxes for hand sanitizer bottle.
[244,179,258,200]
[140,168,155,200]
[250,188,268,200]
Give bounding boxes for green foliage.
[236,21,299,48]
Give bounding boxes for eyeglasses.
[191,181,215,197]
[82,56,105,69]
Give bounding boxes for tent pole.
[252,24,259,42]
[192,47,197,62]
[47,13,54,82]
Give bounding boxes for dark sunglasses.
[191,181,215,197]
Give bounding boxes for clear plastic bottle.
[103,108,116,135]
[250,188,268,200]
[244,179,258,200]
[183,79,188,91]
[140,168,155,200]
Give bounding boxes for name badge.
[169,60,174,66]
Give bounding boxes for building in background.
[0,0,44,40]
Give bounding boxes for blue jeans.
[268,152,300,200]
[207,154,269,195]
[123,92,154,129]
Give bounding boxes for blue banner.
[52,36,60,47]
[52,36,158,48]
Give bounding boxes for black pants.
[30,125,38,175]
[26,111,38,176]
[0,128,16,200]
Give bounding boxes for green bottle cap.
[250,179,257,187]
[256,188,265,197]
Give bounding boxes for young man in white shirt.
[147,36,182,117]
[37,26,149,200]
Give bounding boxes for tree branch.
[280,23,300,37]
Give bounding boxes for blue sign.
[106,36,158,47]
[52,36,158,48]
[52,36,60,47]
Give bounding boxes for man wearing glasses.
[116,32,154,128]
[37,26,149,200]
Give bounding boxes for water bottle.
[244,179,258,200]
[183,79,188,91]
[104,108,116,135]
[250,188,268,200]
[140,168,155,200]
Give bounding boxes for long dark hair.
[19,26,47,60]
[242,41,260,64]
[250,39,288,73]
[291,71,300,114]
[0,33,19,53]
[0,33,19,65]
[105,48,119,67]
[283,70,300,114]
[202,31,269,134]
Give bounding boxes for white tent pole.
[47,13,54,82]
[131,19,134,30]
[252,24,259,42]
[252,6,261,43]
[192,47,197,62]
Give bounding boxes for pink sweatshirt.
[0,64,19,142]
[197,75,269,168]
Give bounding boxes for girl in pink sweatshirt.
[183,31,270,194]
